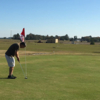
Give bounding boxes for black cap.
[20,42,26,47]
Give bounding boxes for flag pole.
[25,43,27,77]
[20,28,27,78]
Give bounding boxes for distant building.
[46,39,58,43]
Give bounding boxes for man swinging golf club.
[5,42,26,79]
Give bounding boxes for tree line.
[13,33,76,41]
[12,33,100,42]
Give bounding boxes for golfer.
[5,42,26,79]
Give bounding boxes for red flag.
[20,28,25,42]
[21,28,25,36]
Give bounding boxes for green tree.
[74,36,77,41]
[90,38,95,45]
[13,33,20,39]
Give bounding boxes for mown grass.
[0,39,100,100]
[0,55,100,100]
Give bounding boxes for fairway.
[0,55,100,100]
[0,40,100,100]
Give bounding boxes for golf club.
[19,62,27,79]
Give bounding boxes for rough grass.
[1,39,100,55]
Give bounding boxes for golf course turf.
[0,39,100,100]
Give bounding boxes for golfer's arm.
[15,51,20,61]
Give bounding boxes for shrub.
[90,39,95,45]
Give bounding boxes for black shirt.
[5,43,19,56]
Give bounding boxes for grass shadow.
[93,52,100,53]
[0,77,8,79]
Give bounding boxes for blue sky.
[0,0,100,38]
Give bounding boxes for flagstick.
[20,28,27,77]
[25,43,27,77]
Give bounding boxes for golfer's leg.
[9,67,14,76]
[9,57,15,76]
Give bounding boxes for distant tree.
[59,34,69,40]
[13,33,20,39]
[81,36,92,41]
[87,38,91,42]
[90,38,95,45]
[94,38,99,42]
[65,34,69,40]
[55,35,60,40]
[81,36,100,42]
[74,36,77,41]
[41,35,45,40]
[46,35,49,39]
[70,38,74,41]
[60,36,65,40]
[55,35,58,39]
[50,36,54,39]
